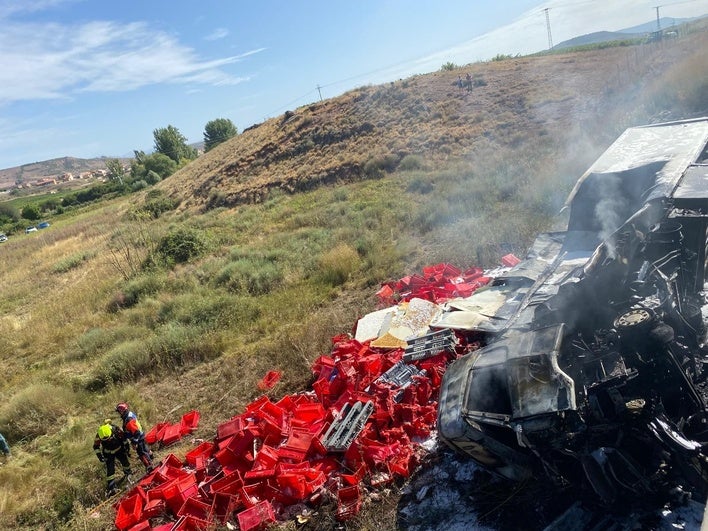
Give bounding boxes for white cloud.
[205,27,229,41]
[0,0,77,18]
[0,19,264,103]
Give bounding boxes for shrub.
[398,155,425,171]
[140,193,178,218]
[52,251,93,273]
[85,340,151,390]
[21,204,41,221]
[157,292,258,330]
[214,257,283,295]
[148,323,222,367]
[440,61,458,71]
[406,175,434,194]
[107,272,165,311]
[318,243,361,285]
[85,324,222,389]
[363,153,399,178]
[131,180,148,192]
[154,228,208,265]
[0,384,76,441]
[67,326,143,361]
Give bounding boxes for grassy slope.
[0,25,706,530]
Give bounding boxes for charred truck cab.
[437,118,708,504]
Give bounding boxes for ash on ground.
[396,442,705,531]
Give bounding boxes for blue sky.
[0,0,706,169]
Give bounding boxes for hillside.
[0,156,122,190]
[0,22,706,531]
[159,26,706,212]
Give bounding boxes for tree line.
[107,118,239,184]
[0,118,238,234]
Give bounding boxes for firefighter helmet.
[98,423,113,440]
[115,402,130,415]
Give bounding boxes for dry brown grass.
[159,30,707,214]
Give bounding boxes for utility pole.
[654,6,661,32]
[544,8,553,50]
[316,85,323,101]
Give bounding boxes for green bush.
[363,153,399,178]
[157,292,258,330]
[107,272,165,311]
[0,384,76,441]
[214,257,283,295]
[148,323,222,368]
[21,204,41,221]
[140,194,178,219]
[440,61,458,71]
[52,251,94,273]
[154,228,208,265]
[85,324,222,389]
[318,243,361,285]
[85,340,151,390]
[398,155,425,171]
[67,326,143,361]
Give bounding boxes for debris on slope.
[111,262,498,530]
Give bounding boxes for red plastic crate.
[161,422,184,446]
[142,498,166,519]
[162,474,198,514]
[239,483,266,508]
[126,520,150,531]
[501,253,521,267]
[237,500,276,531]
[177,497,211,520]
[336,485,362,520]
[257,370,282,390]
[144,422,169,445]
[171,515,210,530]
[209,492,241,524]
[180,410,201,435]
[114,493,143,531]
[208,469,244,496]
[184,441,215,467]
[216,416,244,441]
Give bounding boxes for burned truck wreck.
[437,118,708,505]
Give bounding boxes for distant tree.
[153,125,197,163]
[203,118,238,152]
[0,203,19,223]
[105,158,126,184]
[39,197,61,212]
[21,204,41,221]
[131,151,177,180]
[144,153,177,178]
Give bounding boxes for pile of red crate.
[113,262,499,530]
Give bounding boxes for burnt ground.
[396,445,705,531]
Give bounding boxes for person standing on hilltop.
[116,402,155,473]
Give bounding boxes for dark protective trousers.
[105,448,132,490]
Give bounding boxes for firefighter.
[115,402,155,472]
[93,420,132,497]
